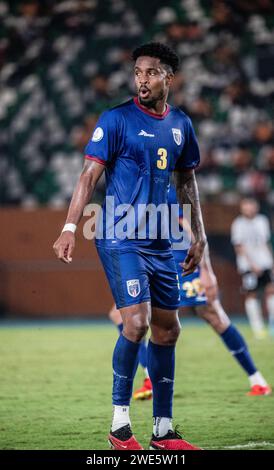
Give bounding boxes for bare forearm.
[65,160,105,226]
[54,160,105,264]
[65,174,95,225]
[174,170,206,245]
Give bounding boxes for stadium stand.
[0,0,274,207]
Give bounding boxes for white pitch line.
[208,441,274,450]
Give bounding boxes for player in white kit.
[231,198,274,338]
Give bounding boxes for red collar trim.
[133,97,170,119]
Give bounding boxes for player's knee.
[158,323,181,345]
[170,324,181,344]
[124,320,149,343]
[134,323,149,342]
[200,306,218,327]
[245,292,257,300]
[207,314,223,332]
[199,304,229,333]
[108,304,121,323]
[108,310,114,321]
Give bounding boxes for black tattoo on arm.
[174,170,206,245]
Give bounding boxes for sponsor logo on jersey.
[138,129,155,137]
[92,127,104,142]
[172,128,182,145]
[126,279,140,297]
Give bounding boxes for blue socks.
[138,341,148,369]
[221,324,257,376]
[112,334,140,405]
[114,324,175,417]
[147,340,175,418]
[117,322,148,369]
[112,322,257,413]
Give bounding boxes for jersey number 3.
[157,148,167,170]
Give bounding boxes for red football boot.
[150,427,202,450]
[247,384,272,396]
[133,377,153,400]
[108,424,143,450]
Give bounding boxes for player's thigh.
[149,251,180,311]
[96,246,151,309]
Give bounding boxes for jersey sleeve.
[175,117,200,171]
[84,110,120,165]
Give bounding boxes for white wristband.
[62,223,77,233]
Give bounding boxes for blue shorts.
[174,257,207,307]
[97,246,180,310]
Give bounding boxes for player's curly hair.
[132,42,180,73]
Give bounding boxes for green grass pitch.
[0,321,274,450]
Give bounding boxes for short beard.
[138,90,165,109]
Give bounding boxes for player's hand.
[200,268,218,303]
[182,240,206,276]
[53,231,75,264]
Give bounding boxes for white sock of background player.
[245,297,265,337]
[266,294,274,334]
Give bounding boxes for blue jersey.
[167,184,207,307]
[167,184,190,260]
[167,184,183,240]
[85,97,200,250]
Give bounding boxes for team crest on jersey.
[92,127,104,142]
[126,279,140,298]
[172,128,182,146]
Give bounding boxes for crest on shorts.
[172,128,182,146]
[126,279,140,298]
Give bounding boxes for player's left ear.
[166,72,174,87]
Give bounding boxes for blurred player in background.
[179,247,271,397]
[53,42,206,450]
[110,186,271,398]
[231,198,274,339]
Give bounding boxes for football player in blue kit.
[109,185,271,401]
[53,42,207,450]
[168,185,271,397]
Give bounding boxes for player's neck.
[136,96,168,116]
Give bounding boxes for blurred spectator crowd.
[0,0,274,206]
